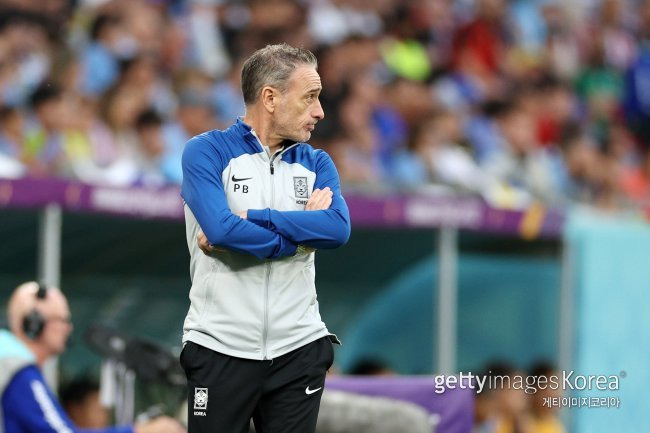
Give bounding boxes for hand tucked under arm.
[197,211,248,256]
[305,187,333,211]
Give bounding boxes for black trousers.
[180,337,334,433]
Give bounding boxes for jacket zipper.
[263,261,271,360]
[262,145,297,360]
[263,152,280,360]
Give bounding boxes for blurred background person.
[0,281,185,433]
[477,362,532,433]
[22,82,70,177]
[0,105,26,178]
[59,377,110,429]
[528,361,565,433]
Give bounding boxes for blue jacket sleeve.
[181,135,297,259]
[2,366,133,433]
[247,150,351,249]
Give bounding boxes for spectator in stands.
[621,149,650,211]
[336,72,408,183]
[59,378,109,429]
[465,99,509,164]
[23,82,70,177]
[541,2,580,80]
[335,94,385,183]
[593,0,637,72]
[623,7,650,151]
[482,99,560,207]
[160,88,218,185]
[0,10,53,107]
[101,85,145,162]
[555,123,601,204]
[432,111,485,192]
[211,57,247,126]
[117,54,177,119]
[119,1,166,57]
[133,108,172,187]
[66,95,127,185]
[446,0,510,107]
[575,34,623,146]
[392,110,483,191]
[80,13,124,98]
[0,105,26,178]
[179,0,231,78]
[380,5,432,83]
[0,281,186,433]
[533,77,576,149]
[391,124,436,188]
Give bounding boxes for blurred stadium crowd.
[1,0,650,213]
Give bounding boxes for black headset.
[22,283,49,340]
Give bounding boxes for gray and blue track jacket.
[180,119,351,360]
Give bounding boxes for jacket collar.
[235,118,300,156]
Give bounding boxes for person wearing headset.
[0,281,186,433]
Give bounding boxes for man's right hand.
[305,187,332,211]
[134,416,186,433]
[197,230,227,256]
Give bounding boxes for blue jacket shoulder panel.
[313,149,344,193]
[280,143,320,172]
[180,121,263,194]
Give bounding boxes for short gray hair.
[241,43,317,105]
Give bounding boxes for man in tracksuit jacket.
[0,282,184,433]
[179,44,351,433]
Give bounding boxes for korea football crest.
[193,387,208,415]
[293,177,309,198]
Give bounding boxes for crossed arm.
[197,187,335,256]
[182,137,350,260]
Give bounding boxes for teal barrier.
[566,210,650,432]
[337,253,560,374]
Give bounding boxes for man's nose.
[313,99,324,120]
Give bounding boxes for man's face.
[39,291,73,356]
[272,64,325,143]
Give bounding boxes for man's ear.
[261,86,277,113]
